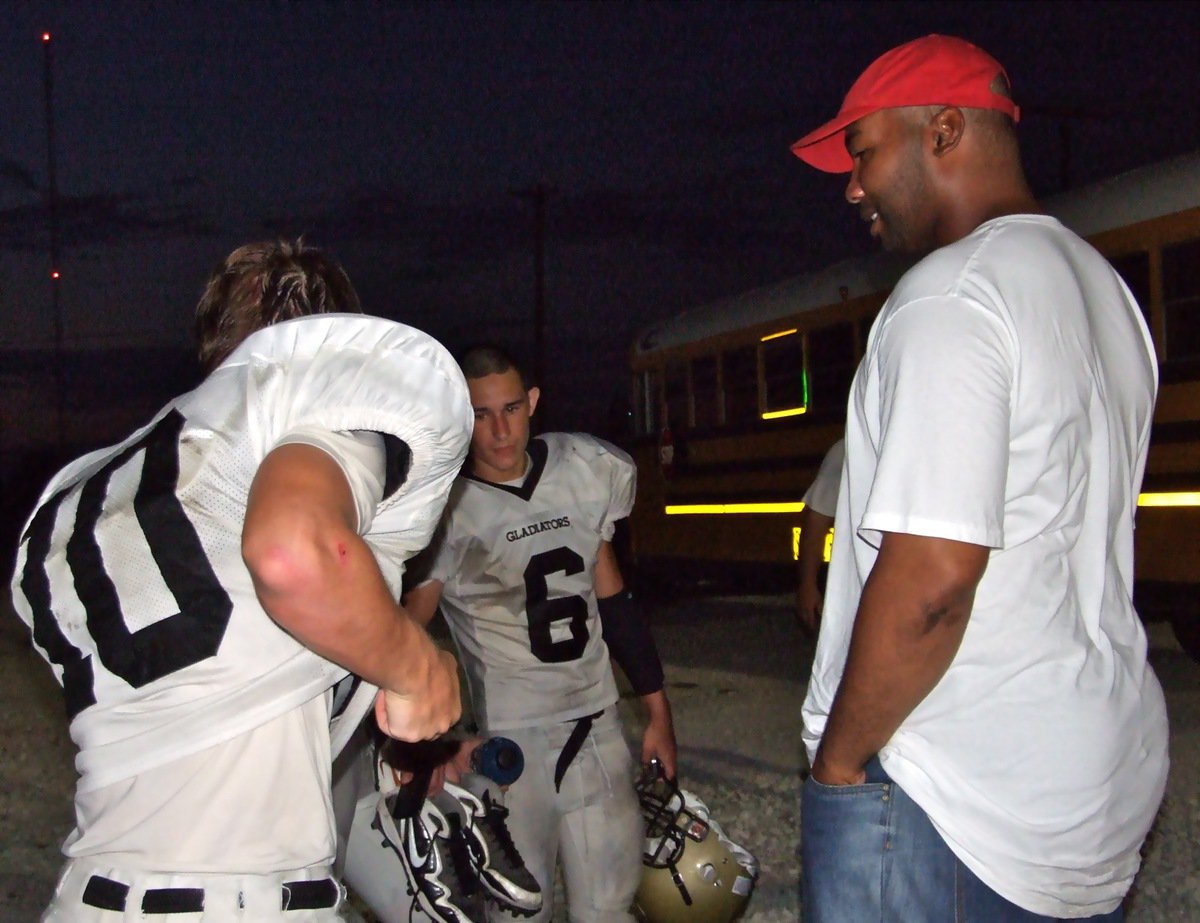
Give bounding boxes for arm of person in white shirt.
[797,505,835,632]
[242,442,461,742]
[810,530,988,786]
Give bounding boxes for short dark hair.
[458,345,532,388]
[194,240,362,373]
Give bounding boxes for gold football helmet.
[633,763,758,923]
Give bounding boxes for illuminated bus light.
[665,501,807,515]
[1138,492,1200,507]
[762,406,807,420]
[791,526,834,562]
[761,327,797,342]
[666,491,1200,518]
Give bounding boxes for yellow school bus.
[627,151,1200,660]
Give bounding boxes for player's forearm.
[245,516,443,694]
[640,688,677,776]
[401,579,445,628]
[813,532,986,784]
[641,688,672,723]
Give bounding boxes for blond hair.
[194,240,361,373]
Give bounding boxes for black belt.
[81,874,339,913]
[553,709,604,792]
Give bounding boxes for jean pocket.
[802,773,894,868]
[802,770,894,848]
[804,774,891,797]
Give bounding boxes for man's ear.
[526,386,541,416]
[930,106,966,158]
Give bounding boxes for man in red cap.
[793,35,1167,922]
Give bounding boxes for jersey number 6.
[524,546,590,663]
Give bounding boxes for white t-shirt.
[802,438,844,518]
[802,215,1168,917]
[425,433,635,731]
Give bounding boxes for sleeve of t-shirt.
[273,427,386,534]
[802,439,845,517]
[859,295,1012,550]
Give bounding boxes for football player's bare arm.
[593,539,625,598]
[638,688,677,780]
[811,531,988,786]
[796,506,835,632]
[394,583,486,794]
[401,579,445,628]
[595,541,679,779]
[242,442,461,741]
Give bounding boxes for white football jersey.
[427,432,635,731]
[11,314,472,792]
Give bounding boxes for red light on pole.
[43,28,66,445]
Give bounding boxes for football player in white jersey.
[396,346,677,922]
[11,241,473,921]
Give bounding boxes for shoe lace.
[480,799,527,868]
[446,814,483,896]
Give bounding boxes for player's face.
[843,108,938,254]
[468,369,541,482]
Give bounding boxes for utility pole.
[42,31,65,450]
[511,184,551,390]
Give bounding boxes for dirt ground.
[2,597,1197,921]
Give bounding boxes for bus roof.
[633,149,1200,357]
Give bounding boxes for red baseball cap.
[791,34,1020,174]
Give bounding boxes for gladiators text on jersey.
[505,516,571,543]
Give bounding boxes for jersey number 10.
[18,411,234,720]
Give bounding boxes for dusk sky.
[2,1,1198,428]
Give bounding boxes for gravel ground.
[635,595,1200,922]
[1,595,1197,921]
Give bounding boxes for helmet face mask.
[641,771,707,866]
[633,764,758,923]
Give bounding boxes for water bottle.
[470,735,525,786]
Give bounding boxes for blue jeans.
[800,757,1123,923]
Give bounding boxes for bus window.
[691,355,720,429]
[665,362,689,430]
[807,322,858,412]
[639,369,662,435]
[1109,251,1151,324]
[761,330,806,419]
[723,344,758,424]
[1163,237,1200,362]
